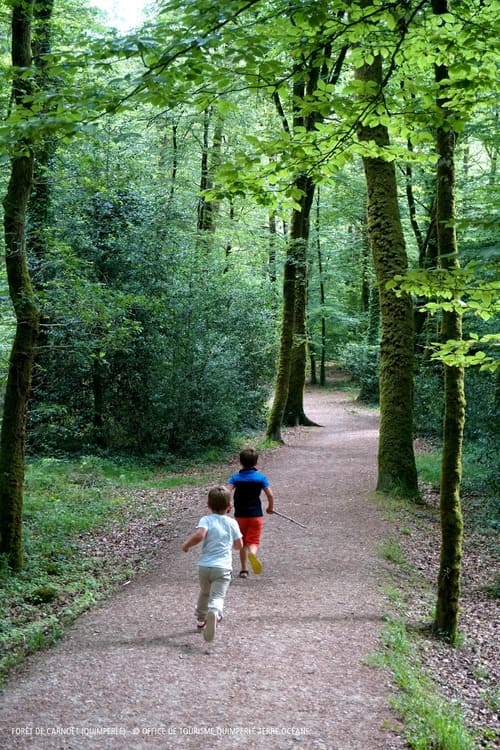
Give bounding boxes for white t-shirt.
[197,513,242,569]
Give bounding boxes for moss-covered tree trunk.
[267,71,317,440]
[265,233,299,442]
[432,0,465,643]
[283,173,317,426]
[268,48,347,437]
[28,0,55,413]
[356,56,418,497]
[0,0,39,571]
[29,0,55,270]
[281,67,322,427]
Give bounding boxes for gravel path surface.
[0,389,407,749]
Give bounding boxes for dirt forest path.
[0,388,408,750]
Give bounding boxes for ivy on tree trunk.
[432,0,465,643]
[0,0,39,571]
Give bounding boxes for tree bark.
[283,173,318,426]
[265,238,298,442]
[280,63,325,427]
[167,121,178,210]
[28,0,56,413]
[315,190,327,387]
[0,0,39,571]
[197,107,223,235]
[432,0,465,643]
[273,46,347,426]
[355,56,418,498]
[267,43,344,436]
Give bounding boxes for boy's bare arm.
[264,486,274,513]
[182,528,207,552]
[233,538,243,550]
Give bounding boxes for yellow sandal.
[248,552,263,574]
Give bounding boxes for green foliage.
[0,0,497,487]
[30,246,278,454]
[26,138,279,455]
[413,362,444,439]
[375,618,476,750]
[416,444,499,536]
[379,537,406,566]
[388,263,500,373]
[413,354,499,493]
[339,343,380,404]
[0,453,215,680]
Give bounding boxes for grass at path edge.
[0,452,232,684]
[374,481,497,750]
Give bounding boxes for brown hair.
[239,447,258,469]
[208,485,231,513]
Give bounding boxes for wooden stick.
[272,509,307,528]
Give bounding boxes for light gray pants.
[196,566,232,620]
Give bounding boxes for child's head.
[239,447,258,469]
[207,486,231,514]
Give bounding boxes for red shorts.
[235,516,264,547]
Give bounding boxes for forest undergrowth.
[380,474,499,749]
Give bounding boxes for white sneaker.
[203,611,219,642]
[196,619,206,631]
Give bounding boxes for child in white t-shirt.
[182,486,243,642]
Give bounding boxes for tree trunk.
[280,65,323,427]
[0,0,39,571]
[432,0,465,643]
[355,56,418,498]
[309,347,317,386]
[414,197,438,343]
[92,360,106,448]
[197,107,223,235]
[315,191,327,387]
[265,238,298,442]
[28,0,55,409]
[167,121,178,210]
[283,173,318,426]
[268,211,278,285]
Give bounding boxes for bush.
[28,240,278,457]
[339,343,380,403]
[413,361,444,439]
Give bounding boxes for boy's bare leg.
[240,546,249,572]
[240,542,262,576]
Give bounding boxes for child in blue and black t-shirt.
[227,448,274,579]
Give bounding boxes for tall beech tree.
[432,0,465,644]
[311,189,327,387]
[0,0,39,570]
[266,76,318,439]
[355,53,418,498]
[386,0,498,635]
[283,43,348,426]
[266,171,316,441]
[197,107,224,235]
[268,38,347,437]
